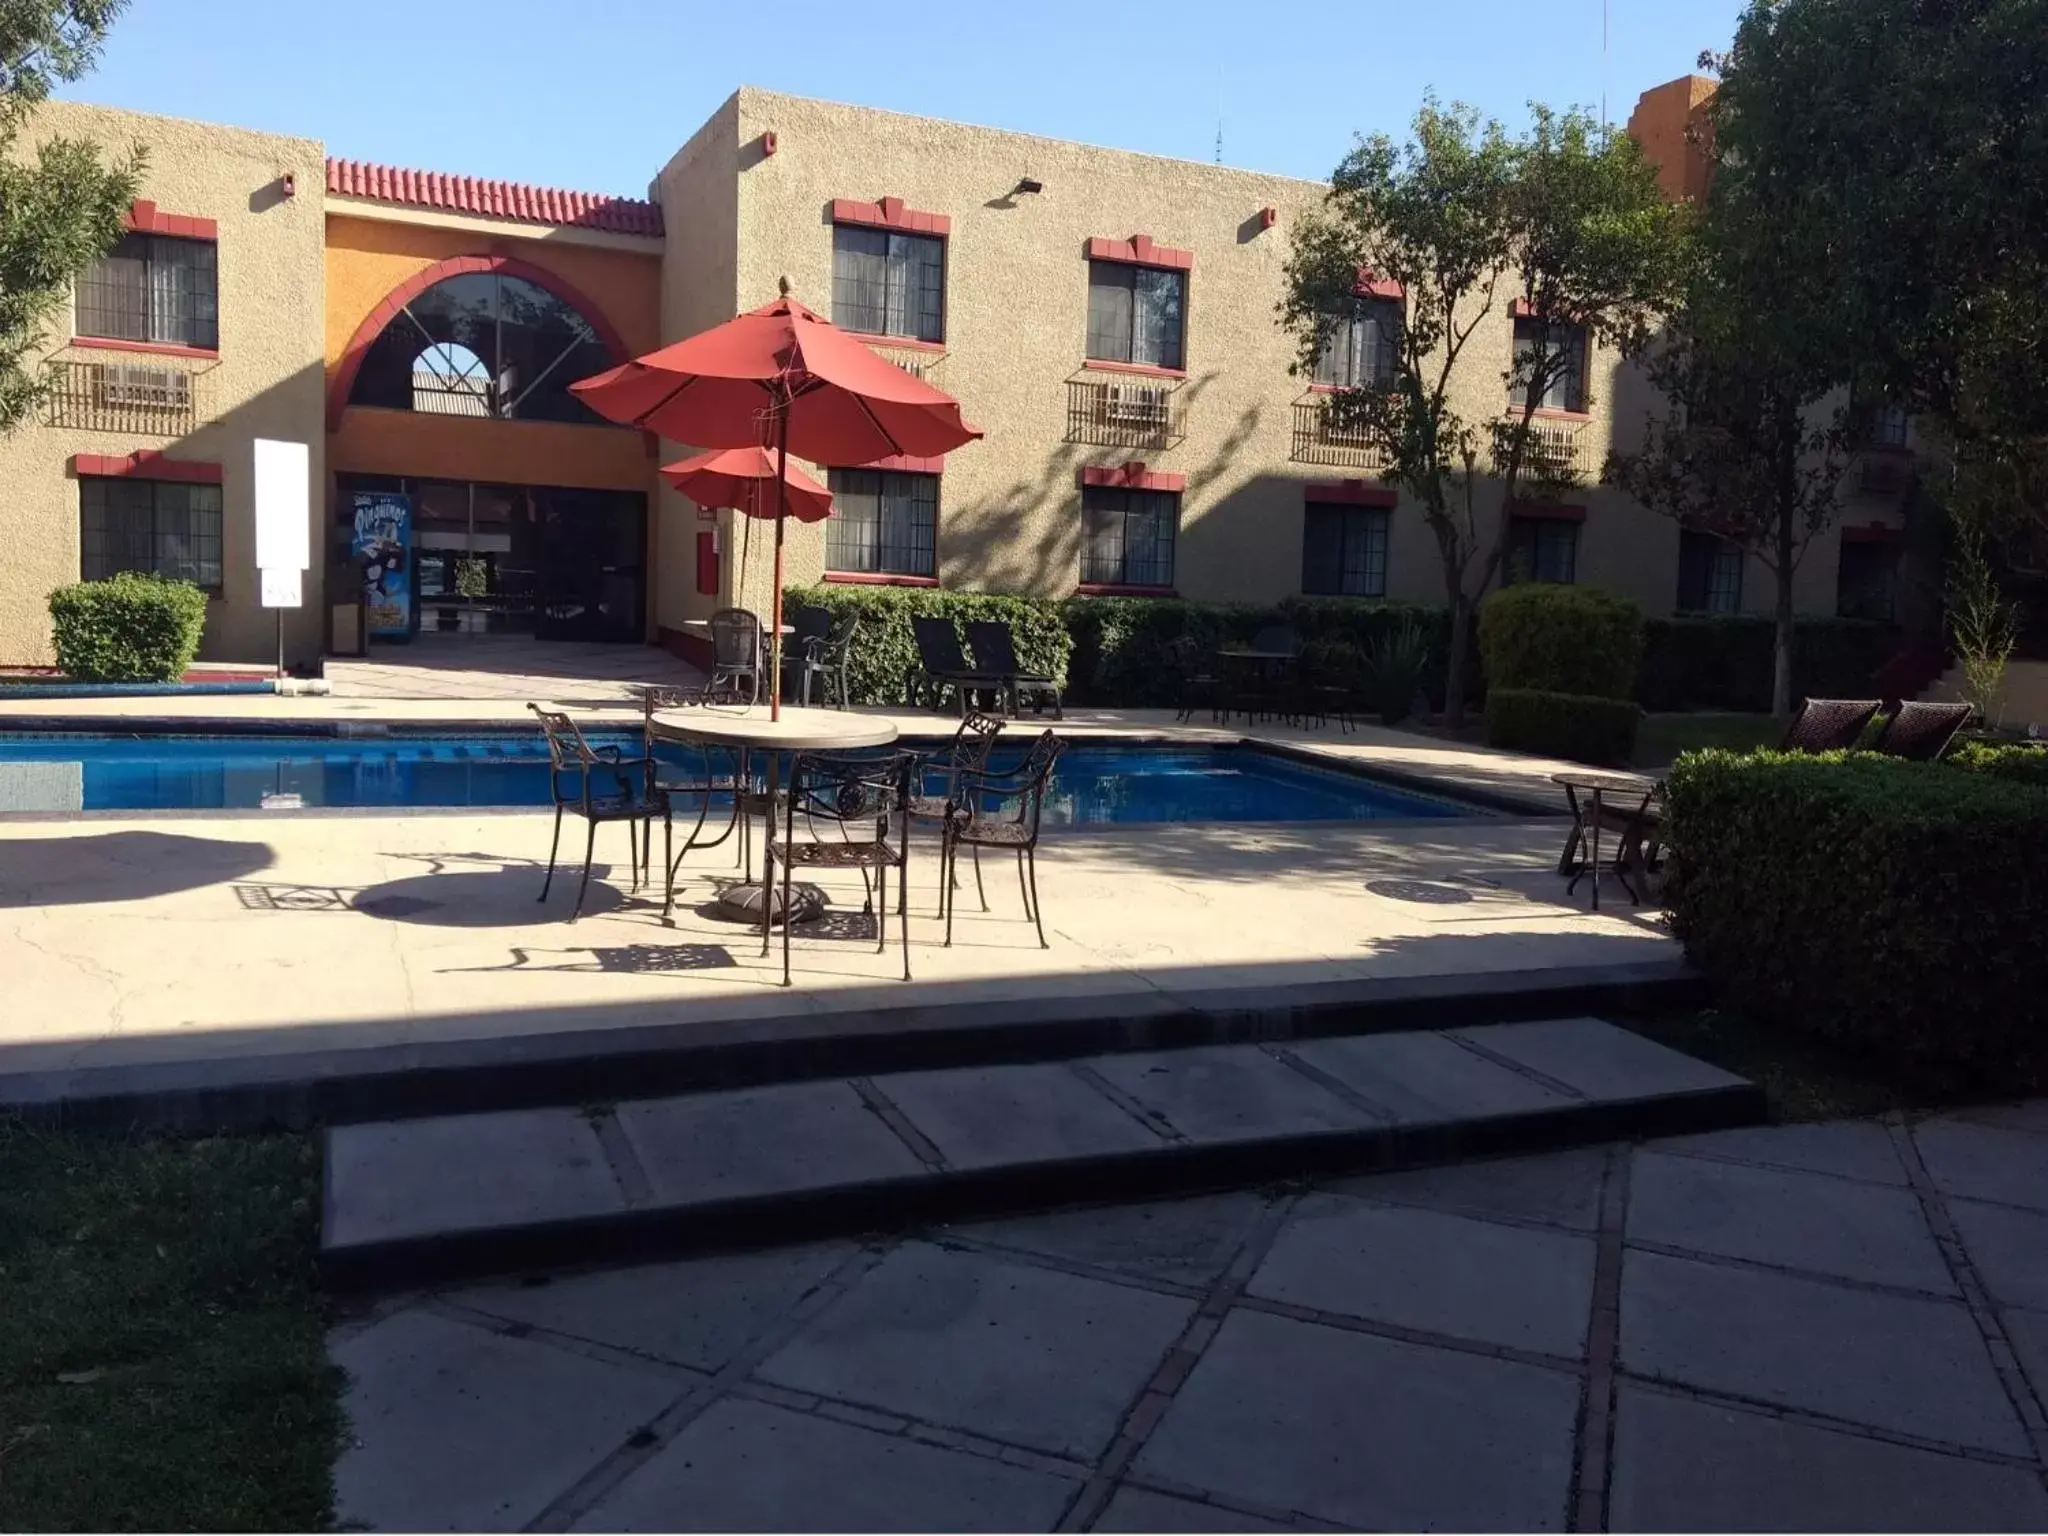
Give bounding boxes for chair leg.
[942,835,956,947]
[1026,847,1048,949]
[571,819,598,921]
[1016,848,1030,919]
[539,805,563,901]
[874,862,888,954]
[972,844,988,912]
[898,856,911,980]
[627,817,640,893]
[662,807,676,919]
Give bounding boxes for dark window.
[1313,298,1402,389]
[346,271,615,423]
[1870,403,1911,449]
[1086,262,1185,371]
[1510,317,1587,413]
[75,234,219,350]
[1081,487,1178,588]
[1837,540,1900,621]
[1302,502,1389,596]
[1677,531,1745,613]
[831,225,945,343]
[1506,516,1579,585]
[80,477,223,589]
[826,469,938,577]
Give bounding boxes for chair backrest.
[528,703,599,771]
[784,749,913,834]
[965,620,1021,675]
[947,710,1006,770]
[1873,699,1974,761]
[913,614,970,673]
[1008,729,1066,834]
[1781,697,1883,753]
[709,608,761,668]
[789,605,833,649]
[1251,624,1300,656]
[822,611,861,660]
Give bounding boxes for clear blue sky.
[67,0,1747,195]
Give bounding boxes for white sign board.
[260,567,303,608]
[253,438,310,573]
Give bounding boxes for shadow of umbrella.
[350,866,629,926]
[0,831,275,907]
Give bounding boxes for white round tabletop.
[679,618,795,636]
[648,706,899,751]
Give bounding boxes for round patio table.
[648,705,898,925]
[1551,769,1659,911]
[1215,646,1299,723]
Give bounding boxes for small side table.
[1551,770,1660,910]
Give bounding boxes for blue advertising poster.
[350,492,413,639]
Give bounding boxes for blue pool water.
[0,733,1474,823]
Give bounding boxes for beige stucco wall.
[0,101,326,668]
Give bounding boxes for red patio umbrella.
[573,288,981,717]
[661,446,833,524]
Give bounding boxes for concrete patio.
[331,1101,2048,1532]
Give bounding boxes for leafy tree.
[0,0,142,431]
[1282,101,1687,726]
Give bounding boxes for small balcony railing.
[1065,377,1185,449]
[44,356,206,436]
[1492,414,1587,480]
[862,340,946,383]
[1290,397,1389,469]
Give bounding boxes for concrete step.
[320,1016,1762,1293]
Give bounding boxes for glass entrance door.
[533,488,646,642]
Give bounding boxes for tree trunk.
[1443,592,1472,730]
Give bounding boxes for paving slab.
[1133,1308,1579,1530]
[1953,1100,2048,1137]
[617,1080,927,1205]
[874,1063,1163,1169]
[331,1307,688,1532]
[2003,1307,2048,1401]
[1913,1118,2048,1212]
[1248,1194,1595,1358]
[1948,1198,2048,1312]
[754,1240,1193,1461]
[452,1242,855,1371]
[1322,1146,1607,1231]
[1626,1149,1956,1293]
[1451,1016,1749,1100]
[1282,1030,1571,1121]
[1610,1382,2048,1533]
[1083,1045,1379,1141]
[1094,1486,1292,1533]
[568,1396,1077,1533]
[325,1107,623,1248]
[1620,1248,2029,1455]
[943,1190,1272,1290]
[1651,1119,1909,1186]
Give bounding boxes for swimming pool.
[0,732,1478,823]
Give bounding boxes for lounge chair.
[966,619,1063,719]
[910,615,1007,716]
[1872,699,1973,761]
[1780,697,1883,753]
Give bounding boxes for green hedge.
[1949,740,2048,786]
[1484,687,1642,765]
[46,573,208,682]
[1478,585,1644,700]
[782,586,1073,705]
[1663,750,2048,1088]
[1635,616,1899,712]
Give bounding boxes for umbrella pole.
[770,398,789,723]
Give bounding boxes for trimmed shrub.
[1484,687,1642,764]
[782,586,1071,705]
[1663,750,2048,1087]
[1635,616,1899,712]
[46,573,208,682]
[1948,740,2048,787]
[1478,585,1644,700]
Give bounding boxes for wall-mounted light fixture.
[1015,177,1043,195]
[760,131,779,156]
[280,172,296,199]
[1258,206,1278,230]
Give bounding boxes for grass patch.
[1632,712,1781,770]
[1620,1006,1912,1123]
[0,1121,342,1532]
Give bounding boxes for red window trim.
[1507,500,1587,523]
[831,196,951,237]
[1081,358,1187,381]
[838,453,945,475]
[1085,234,1194,272]
[125,201,218,241]
[1526,406,1593,423]
[1353,268,1404,301]
[1305,480,1397,508]
[67,335,220,361]
[1510,298,1588,325]
[859,335,947,355]
[1079,464,1186,493]
[1841,523,1905,546]
[71,452,223,484]
[824,570,941,587]
[1075,582,1179,598]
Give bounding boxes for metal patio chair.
[629,685,756,914]
[800,612,860,709]
[904,709,1005,914]
[941,728,1065,949]
[1163,635,1224,723]
[764,748,919,985]
[779,605,833,702]
[707,607,764,705]
[529,703,668,921]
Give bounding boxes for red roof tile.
[325,158,664,238]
